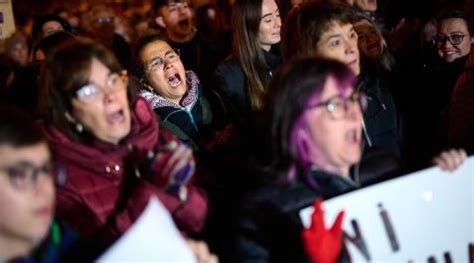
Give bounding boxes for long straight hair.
[232,0,271,110]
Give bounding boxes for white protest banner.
[98,197,197,263]
[300,156,474,262]
[0,0,15,39]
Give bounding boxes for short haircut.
[0,104,45,148]
[153,0,188,15]
[437,9,472,35]
[282,1,354,61]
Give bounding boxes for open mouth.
[346,129,361,145]
[106,109,125,125]
[178,18,190,28]
[167,72,182,88]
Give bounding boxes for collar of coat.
[139,70,199,111]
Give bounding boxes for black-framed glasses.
[309,92,368,119]
[75,71,128,104]
[433,34,469,46]
[0,161,54,191]
[144,49,180,72]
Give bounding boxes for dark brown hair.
[282,1,354,61]
[233,0,273,110]
[39,37,127,142]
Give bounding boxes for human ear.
[155,16,166,28]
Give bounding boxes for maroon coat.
[46,98,208,246]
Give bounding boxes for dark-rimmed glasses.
[144,49,180,72]
[309,92,367,119]
[433,34,469,46]
[0,161,53,191]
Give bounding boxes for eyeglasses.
[75,71,127,104]
[0,161,53,191]
[96,17,114,24]
[144,49,180,71]
[433,34,469,46]
[309,92,367,119]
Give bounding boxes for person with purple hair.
[235,58,466,262]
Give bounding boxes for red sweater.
[46,98,208,246]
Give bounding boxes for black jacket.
[357,67,402,159]
[236,170,357,263]
[213,45,282,136]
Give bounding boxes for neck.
[168,28,196,43]
[169,97,183,106]
[261,44,271,52]
[0,235,35,261]
[314,163,350,178]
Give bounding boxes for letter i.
[379,203,400,252]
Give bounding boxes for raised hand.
[302,199,345,263]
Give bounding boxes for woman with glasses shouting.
[38,38,210,250]
[235,58,466,263]
[136,35,219,151]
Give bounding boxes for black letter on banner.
[343,219,371,261]
[427,256,436,263]
[443,252,452,263]
[378,203,400,252]
[469,243,474,263]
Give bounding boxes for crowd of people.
[0,0,472,262]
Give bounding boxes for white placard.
[300,157,474,262]
[0,0,15,39]
[98,196,197,263]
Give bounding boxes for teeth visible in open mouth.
[168,73,182,87]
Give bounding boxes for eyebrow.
[325,26,355,40]
[261,9,279,19]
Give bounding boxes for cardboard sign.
[0,0,15,39]
[300,157,474,262]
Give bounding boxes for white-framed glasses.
[75,71,127,104]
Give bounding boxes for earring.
[75,123,84,133]
[64,112,84,133]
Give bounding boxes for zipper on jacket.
[163,109,199,131]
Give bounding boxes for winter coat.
[449,50,474,153]
[139,71,213,150]
[236,170,357,263]
[214,45,282,135]
[45,98,208,246]
[236,149,402,263]
[357,69,402,159]
[11,220,99,263]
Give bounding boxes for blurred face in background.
[0,142,54,260]
[41,21,65,38]
[436,18,473,62]
[315,22,360,75]
[354,0,377,12]
[258,0,282,51]
[156,0,194,42]
[8,42,29,67]
[354,19,382,60]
